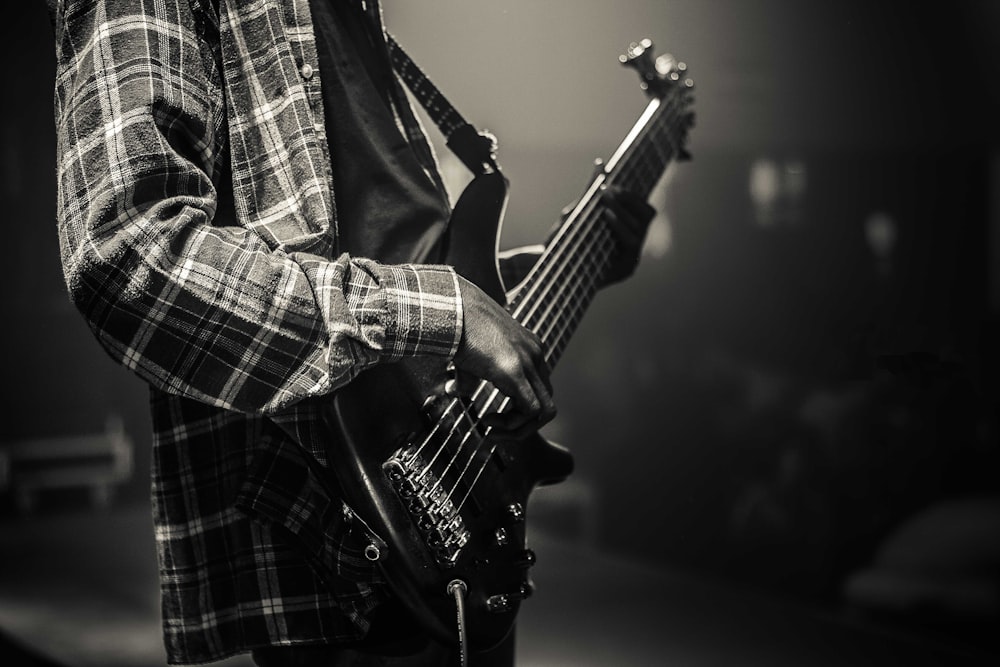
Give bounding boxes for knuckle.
[498,356,523,378]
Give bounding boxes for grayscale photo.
[0,1,997,666]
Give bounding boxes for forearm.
[66,226,461,414]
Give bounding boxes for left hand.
[597,185,657,287]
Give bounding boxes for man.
[47,0,654,664]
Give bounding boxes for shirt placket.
[290,0,339,246]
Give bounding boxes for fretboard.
[507,87,693,368]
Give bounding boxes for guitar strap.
[385,34,502,177]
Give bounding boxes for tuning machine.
[620,38,656,79]
[620,38,694,97]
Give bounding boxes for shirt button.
[300,63,314,80]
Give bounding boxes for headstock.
[620,38,694,99]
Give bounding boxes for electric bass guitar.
[321,38,694,652]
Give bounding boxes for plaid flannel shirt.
[48,0,468,663]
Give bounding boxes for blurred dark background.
[2,1,998,665]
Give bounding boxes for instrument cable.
[447,579,469,667]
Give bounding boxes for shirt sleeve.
[49,0,462,415]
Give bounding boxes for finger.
[526,339,556,416]
[525,330,553,394]
[481,362,552,433]
[493,367,542,422]
[526,367,556,424]
[559,201,576,221]
[602,207,644,247]
[623,196,656,224]
[481,409,533,437]
[561,158,610,223]
[483,375,554,437]
[482,408,551,442]
[602,186,656,226]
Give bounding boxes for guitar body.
[321,171,574,650]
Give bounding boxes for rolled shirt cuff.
[375,263,463,362]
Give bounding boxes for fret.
[536,251,602,349]
[650,132,670,167]
[542,239,611,367]
[511,214,610,364]
[524,232,605,338]
[620,93,690,197]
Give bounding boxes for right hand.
[453,276,556,440]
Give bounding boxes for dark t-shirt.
[309,0,451,264]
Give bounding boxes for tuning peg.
[620,38,657,78]
[654,54,675,76]
[620,38,653,62]
[622,38,680,96]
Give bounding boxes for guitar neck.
[507,90,693,368]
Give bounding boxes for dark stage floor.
[0,502,993,666]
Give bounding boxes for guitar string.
[417,217,615,498]
[450,223,614,512]
[403,189,616,474]
[406,145,620,480]
[445,96,691,512]
[536,232,613,358]
[439,95,688,514]
[510,91,688,357]
[418,222,604,500]
[407,91,689,517]
[449,95,683,511]
[524,231,610,347]
[422,205,613,509]
[510,91,687,327]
